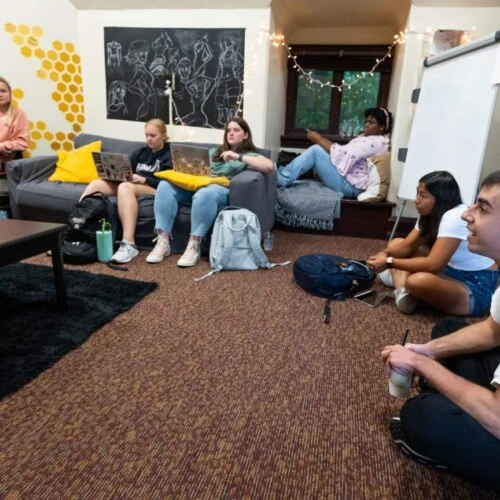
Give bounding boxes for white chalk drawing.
[104,27,245,128]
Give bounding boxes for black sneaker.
[389,417,448,470]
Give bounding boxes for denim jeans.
[276,144,362,198]
[154,181,229,237]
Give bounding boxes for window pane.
[294,69,333,130]
[339,71,381,137]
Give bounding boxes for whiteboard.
[398,32,500,205]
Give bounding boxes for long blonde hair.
[145,118,169,142]
[0,76,13,126]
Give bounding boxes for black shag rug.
[0,263,157,400]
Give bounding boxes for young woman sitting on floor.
[367,170,498,314]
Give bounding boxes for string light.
[267,31,406,92]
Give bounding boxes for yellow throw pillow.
[155,170,230,191]
[48,140,102,183]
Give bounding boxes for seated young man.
[381,171,500,491]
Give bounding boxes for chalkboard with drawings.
[104,27,245,129]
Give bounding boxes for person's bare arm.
[382,320,500,438]
[306,130,333,153]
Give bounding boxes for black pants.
[400,316,500,491]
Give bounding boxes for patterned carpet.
[0,230,497,499]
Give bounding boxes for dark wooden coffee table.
[0,219,68,311]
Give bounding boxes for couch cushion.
[48,141,101,184]
[74,134,144,156]
[357,152,391,202]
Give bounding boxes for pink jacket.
[0,106,29,164]
[330,134,390,190]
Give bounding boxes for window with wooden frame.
[282,45,393,148]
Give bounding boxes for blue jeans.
[442,266,499,316]
[276,144,362,198]
[154,181,229,237]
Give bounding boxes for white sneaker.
[177,240,201,267]
[394,287,417,314]
[378,269,394,288]
[111,241,139,264]
[146,235,170,264]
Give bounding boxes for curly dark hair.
[364,107,393,134]
[418,171,463,247]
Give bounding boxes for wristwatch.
[386,256,394,269]
[238,153,244,162]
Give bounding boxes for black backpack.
[62,192,119,264]
[293,254,376,322]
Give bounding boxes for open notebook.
[92,152,134,182]
[170,143,212,176]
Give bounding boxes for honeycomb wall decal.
[4,22,85,156]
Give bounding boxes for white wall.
[77,8,273,148]
[2,0,79,156]
[389,5,500,217]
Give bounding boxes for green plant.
[98,218,111,233]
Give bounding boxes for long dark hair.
[418,171,463,247]
[213,117,257,161]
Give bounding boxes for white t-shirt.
[416,204,494,271]
[490,287,500,388]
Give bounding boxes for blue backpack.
[293,254,375,299]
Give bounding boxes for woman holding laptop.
[147,117,273,267]
[80,118,172,264]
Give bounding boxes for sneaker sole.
[177,259,200,267]
[389,419,447,470]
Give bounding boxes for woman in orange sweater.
[0,76,29,171]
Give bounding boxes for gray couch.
[6,133,276,253]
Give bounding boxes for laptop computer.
[170,143,212,176]
[92,152,134,182]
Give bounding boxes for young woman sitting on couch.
[80,118,172,264]
[146,117,274,267]
[0,76,29,172]
[367,171,499,315]
[276,107,393,197]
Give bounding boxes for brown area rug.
[0,230,496,499]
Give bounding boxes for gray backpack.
[195,207,289,281]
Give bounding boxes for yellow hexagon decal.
[51,141,61,151]
[65,113,75,122]
[67,63,76,74]
[55,61,64,72]
[50,71,59,82]
[31,130,42,140]
[75,94,84,104]
[60,52,70,63]
[36,121,46,130]
[70,103,79,113]
[72,123,82,133]
[34,48,45,59]
[51,91,61,101]
[19,24,30,35]
[68,132,76,141]
[29,139,36,149]
[21,46,32,57]
[32,26,44,37]
[53,40,63,51]
[62,141,73,151]
[13,34,24,46]
[12,88,24,99]
[37,69,47,80]
[69,83,78,93]
[5,23,16,34]
[47,50,58,61]
[44,131,54,141]
[63,93,72,103]
[71,54,80,64]
[27,35,38,47]
[58,102,69,112]
[42,60,52,70]
[55,131,65,141]
[62,73,71,84]
[74,75,82,85]
[57,82,67,92]
[65,42,75,52]
[76,114,85,124]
